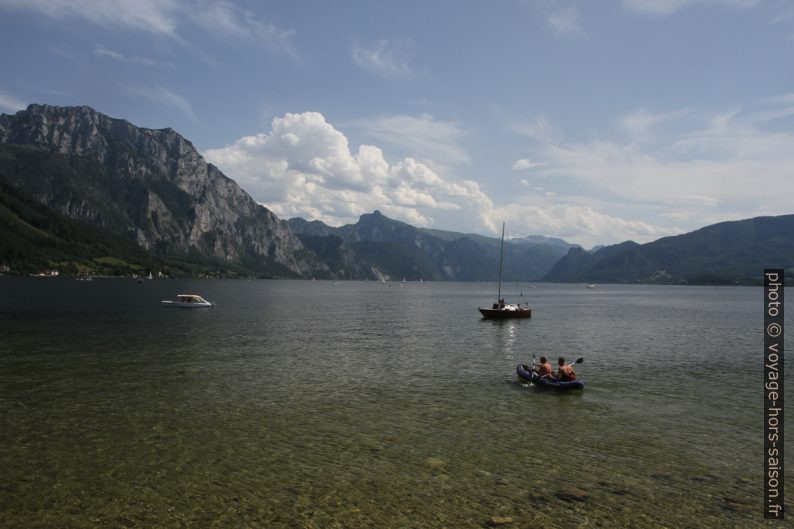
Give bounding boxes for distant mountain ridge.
[287,211,572,281]
[543,215,794,285]
[509,234,578,250]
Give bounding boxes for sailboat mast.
[497,222,504,303]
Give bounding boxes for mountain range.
[286,211,575,281]
[543,214,794,285]
[0,104,791,285]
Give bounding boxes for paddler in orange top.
[534,356,554,379]
[556,357,576,381]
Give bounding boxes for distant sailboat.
[478,223,531,319]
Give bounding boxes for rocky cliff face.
[0,104,325,277]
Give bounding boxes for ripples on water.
[0,279,789,528]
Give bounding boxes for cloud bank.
[203,98,794,247]
[204,111,490,228]
[513,98,794,237]
[203,111,683,247]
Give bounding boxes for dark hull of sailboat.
[478,307,532,319]
[479,222,533,319]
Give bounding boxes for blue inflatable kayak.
[517,363,584,390]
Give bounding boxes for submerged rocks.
[487,515,513,526]
[597,480,631,497]
[424,457,446,471]
[690,474,720,484]
[527,491,551,505]
[555,487,590,502]
[722,497,753,513]
[609,488,631,496]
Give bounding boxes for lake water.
[0,278,789,528]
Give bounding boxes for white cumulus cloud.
[203,111,691,246]
[200,100,792,247]
[203,111,490,228]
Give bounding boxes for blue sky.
[1,0,793,246]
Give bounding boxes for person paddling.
[556,357,576,382]
[534,356,554,379]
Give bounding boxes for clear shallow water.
[0,279,789,528]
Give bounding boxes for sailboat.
[478,222,532,319]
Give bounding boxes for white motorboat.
[161,294,215,308]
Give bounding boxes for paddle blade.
[575,357,584,364]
